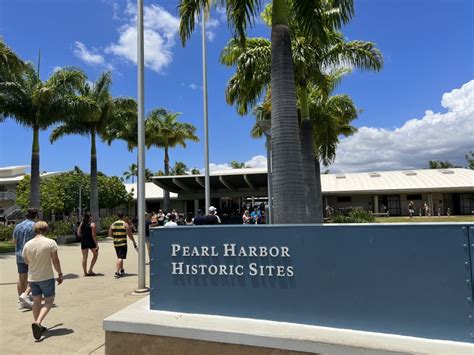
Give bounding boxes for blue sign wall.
[150,224,474,342]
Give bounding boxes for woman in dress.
[77,212,99,276]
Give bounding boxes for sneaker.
[19,294,33,309]
[18,301,25,310]
[114,272,121,278]
[120,269,125,277]
[31,323,43,340]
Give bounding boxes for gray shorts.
[30,278,56,298]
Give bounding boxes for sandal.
[87,272,96,276]
[31,323,43,340]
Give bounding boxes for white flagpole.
[202,8,210,212]
[135,0,148,293]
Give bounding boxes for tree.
[0,39,26,82]
[16,170,132,217]
[466,151,474,170]
[145,109,198,211]
[428,160,457,169]
[221,13,382,222]
[191,168,201,175]
[171,161,189,175]
[178,0,355,224]
[50,71,137,226]
[0,62,85,208]
[230,161,246,169]
[123,163,138,183]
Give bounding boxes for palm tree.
[145,109,198,211]
[171,161,189,175]
[178,0,354,224]
[123,163,138,183]
[0,39,26,82]
[230,161,246,169]
[50,72,137,226]
[0,63,85,208]
[221,10,382,222]
[191,168,201,175]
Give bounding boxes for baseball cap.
[209,206,217,212]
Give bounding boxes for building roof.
[125,182,178,200]
[0,165,62,184]
[151,168,474,198]
[320,168,474,194]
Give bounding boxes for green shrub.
[100,216,117,232]
[49,220,74,237]
[0,225,15,241]
[330,208,375,223]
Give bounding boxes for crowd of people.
[12,203,270,340]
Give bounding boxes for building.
[0,165,61,220]
[143,168,474,218]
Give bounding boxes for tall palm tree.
[50,72,137,225]
[221,15,382,222]
[123,163,138,183]
[145,109,198,211]
[178,0,354,224]
[0,63,85,208]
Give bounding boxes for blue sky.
[1,0,473,178]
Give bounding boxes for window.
[407,194,422,200]
[387,195,401,216]
[460,193,474,215]
[336,196,351,203]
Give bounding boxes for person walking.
[408,201,415,218]
[13,208,38,310]
[22,221,63,340]
[108,211,137,278]
[77,212,99,276]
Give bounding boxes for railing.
[0,204,21,219]
[0,191,16,201]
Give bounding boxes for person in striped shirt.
[108,211,137,278]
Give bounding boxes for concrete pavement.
[0,237,149,355]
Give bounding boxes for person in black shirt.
[205,206,221,225]
[77,212,98,276]
[193,209,205,225]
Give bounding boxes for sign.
[150,224,473,343]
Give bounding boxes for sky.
[0,0,473,180]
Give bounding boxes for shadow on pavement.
[62,273,79,280]
[119,273,137,278]
[39,323,74,340]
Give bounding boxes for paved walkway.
[0,237,149,355]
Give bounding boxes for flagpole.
[202,8,210,212]
[135,0,148,294]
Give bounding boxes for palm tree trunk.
[299,86,322,223]
[163,147,170,212]
[313,156,324,223]
[271,0,306,224]
[29,125,41,209]
[90,129,100,229]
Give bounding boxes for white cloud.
[205,17,219,42]
[105,4,179,73]
[330,80,474,172]
[73,41,105,65]
[52,66,62,73]
[189,83,198,90]
[204,155,268,173]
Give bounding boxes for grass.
[375,216,474,223]
[0,241,15,253]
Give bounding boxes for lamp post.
[202,7,210,213]
[135,0,148,294]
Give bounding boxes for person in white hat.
[205,206,221,225]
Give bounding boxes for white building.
[0,165,61,220]
[141,168,474,218]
